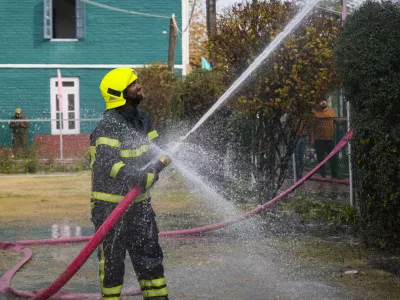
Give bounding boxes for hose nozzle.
[153,155,172,174]
[159,155,172,165]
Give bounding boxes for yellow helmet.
[15,108,22,114]
[100,68,138,109]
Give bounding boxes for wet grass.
[0,172,91,227]
[278,237,367,268]
[274,220,400,299]
[333,268,400,300]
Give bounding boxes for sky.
[216,0,241,11]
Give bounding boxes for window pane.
[56,95,59,111]
[60,112,64,129]
[55,81,75,87]
[68,94,75,111]
[53,0,76,39]
[68,112,75,129]
[56,113,60,129]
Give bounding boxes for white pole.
[342,0,353,206]
[57,69,64,161]
[340,88,344,117]
[347,100,353,206]
[60,116,63,161]
[181,0,190,75]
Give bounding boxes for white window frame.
[50,77,81,134]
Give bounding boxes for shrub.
[136,64,176,133]
[0,146,38,174]
[334,1,400,248]
[169,68,224,124]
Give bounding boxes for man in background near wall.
[9,108,30,156]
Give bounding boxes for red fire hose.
[30,186,143,300]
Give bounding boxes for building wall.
[0,0,186,148]
[0,0,182,64]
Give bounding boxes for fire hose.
[0,130,352,299]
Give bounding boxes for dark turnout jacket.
[9,115,30,133]
[90,108,159,204]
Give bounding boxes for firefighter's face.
[125,80,144,102]
[15,113,21,118]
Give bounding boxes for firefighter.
[9,108,30,156]
[90,68,170,300]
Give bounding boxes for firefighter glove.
[140,172,159,190]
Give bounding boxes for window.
[50,77,80,134]
[44,0,86,40]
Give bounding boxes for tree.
[334,1,400,248]
[211,0,340,200]
[137,64,175,135]
[170,68,223,121]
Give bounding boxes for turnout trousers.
[315,140,338,178]
[91,199,168,300]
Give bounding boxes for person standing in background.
[9,108,30,156]
[311,100,341,178]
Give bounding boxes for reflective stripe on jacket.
[90,109,159,204]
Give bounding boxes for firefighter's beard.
[124,90,143,107]
[118,99,141,121]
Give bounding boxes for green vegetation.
[0,146,38,174]
[334,1,400,248]
[169,68,224,124]
[137,64,176,132]
[0,148,90,174]
[289,197,356,226]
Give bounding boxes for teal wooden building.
[0,0,189,156]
